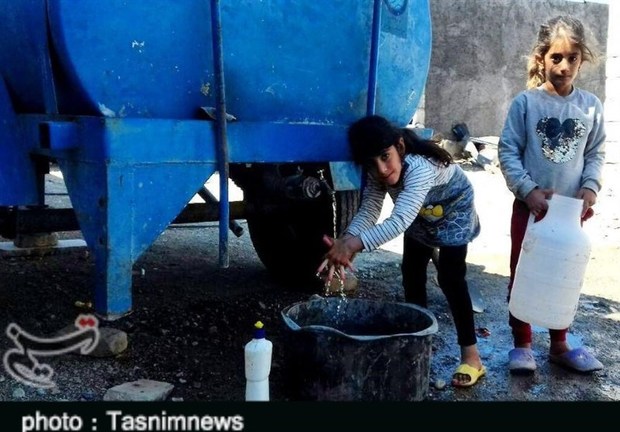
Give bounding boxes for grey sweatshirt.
[498,87,606,201]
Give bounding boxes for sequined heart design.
[536,117,585,163]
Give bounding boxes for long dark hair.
[347,115,452,167]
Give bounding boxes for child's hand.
[525,187,554,217]
[316,235,360,285]
[576,188,597,221]
[317,236,354,272]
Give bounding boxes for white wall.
[605,2,620,153]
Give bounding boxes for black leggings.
[401,236,476,347]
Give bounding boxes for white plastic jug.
[244,321,273,401]
[508,194,591,330]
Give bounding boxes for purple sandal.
[508,348,537,373]
[549,347,604,373]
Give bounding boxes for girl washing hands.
[317,115,484,387]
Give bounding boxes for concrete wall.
[423,0,609,138]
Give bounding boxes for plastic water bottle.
[509,194,591,329]
[244,321,273,401]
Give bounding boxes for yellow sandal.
[452,363,486,388]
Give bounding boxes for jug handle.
[527,199,551,226]
[527,212,536,227]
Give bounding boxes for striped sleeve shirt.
[345,154,456,251]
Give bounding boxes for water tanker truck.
[0,0,431,318]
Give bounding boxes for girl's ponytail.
[526,56,545,89]
[401,128,452,167]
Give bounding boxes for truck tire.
[247,190,359,286]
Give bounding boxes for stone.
[54,325,128,357]
[103,379,174,402]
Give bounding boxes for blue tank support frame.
[210,0,231,269]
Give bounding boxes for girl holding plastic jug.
[498,16,606,374]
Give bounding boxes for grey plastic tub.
[281,297,438,401]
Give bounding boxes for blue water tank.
[0,0,431,125]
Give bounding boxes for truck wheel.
[247,190,359,286]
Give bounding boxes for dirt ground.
[0,144,619,403]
